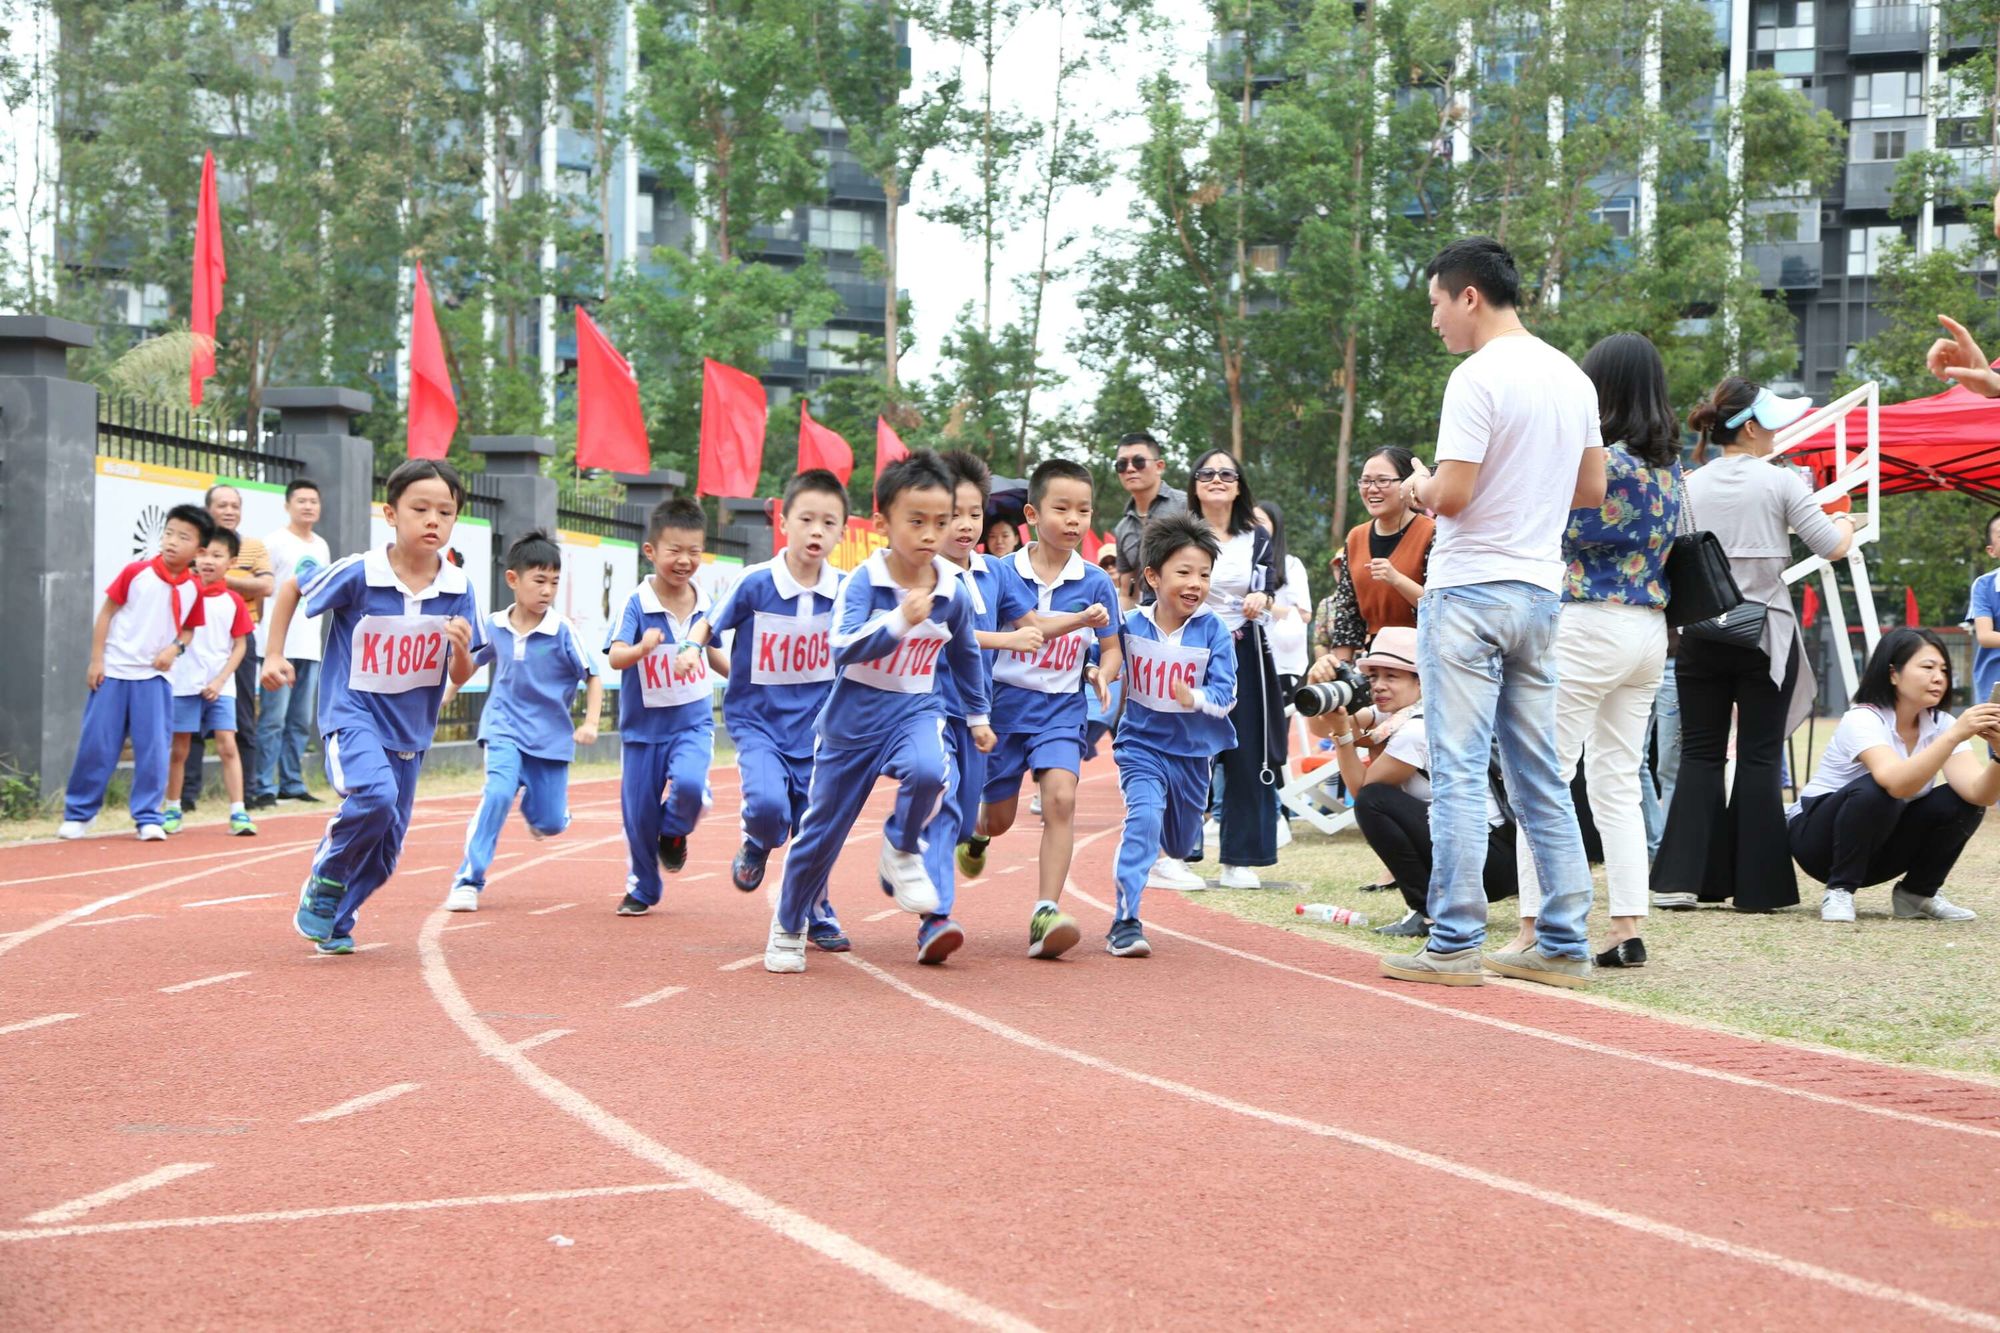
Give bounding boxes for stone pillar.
[0,316,98,798]
[614,468,687,548]
[469,434,557,611]
[265,387,374,565]
[717,497,774,565]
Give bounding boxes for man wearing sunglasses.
[1111,431,1186,595]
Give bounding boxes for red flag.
[190,149,226,408]
[1080,529,1102,562]
[407,263,457,459]
[1906,586,1920,628]
[876,416,908,468]
[575,308,650,474]
[797,400,854,484]
[698,358,766,498]
[1800,584,1820,629]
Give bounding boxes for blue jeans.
[253,659,319,798]
[1416,582,1592,958]
[1639,665,1682,862]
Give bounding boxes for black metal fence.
[371,468,499,522]
[96,394,301,485]
[556,485,644,544]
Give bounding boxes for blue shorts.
[981,729,1084,803]
[172,694,237,735]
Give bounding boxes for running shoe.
[315,934,355,955]
[57,820,89,840]
[444,884,480,913]
[916,915,965,965]
[161,807,183,835]
[1030,793,1043,817]
[808,921,852,952]
[1652,890,1698,910]
[1893,888,1977,921]
[657,833,688,874]
[956,838,988,881]
[1820,889,1856,923]
[1146,856,1205,891]
[732,842,768,892]
[1106,917,1152,958]
[294,877,340,942]
[1219,864,1262,889]
[878,843,941,915]
[136,824,167,842]
[1027,901,1080,959]
[229,811,257,837]
[616,893,651,916]
[765,918,807,973]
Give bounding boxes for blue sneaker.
[1106,917,1152,958]
[916,915,965,965]
[731,841,768,892]
[294,877,340,942]
[161,807,183,835]
[315,934,355,955]
[808,921,851,953]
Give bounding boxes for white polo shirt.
[102,556,206,681]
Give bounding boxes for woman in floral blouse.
[1505,333,1682,970]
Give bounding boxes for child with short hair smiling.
[164,529,257,836]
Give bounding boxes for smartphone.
[1988,682,2000,705]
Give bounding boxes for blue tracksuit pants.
[453,740,571,891]
[308,728,424,937]
[917,716,980,920]
[739,744,812,853]
[1113,744,1211,923]
[621,730,712,906]
[776,713,951,934]
[64,676,174,828]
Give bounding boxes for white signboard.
[557,530,642,689]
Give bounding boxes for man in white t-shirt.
[250,478,332,806]
[1380,236,1608,991]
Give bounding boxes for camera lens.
[1294,680,1356,717]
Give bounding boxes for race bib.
[992,627,1090,694]
[1124,634,1210,714]
[350,615,449,695]
[750,610,834,686]
[847,620,949,694]
[637,643,711,708]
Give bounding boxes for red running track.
[4,758,2000,1330]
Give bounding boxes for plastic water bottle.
[1296,903,1366,927]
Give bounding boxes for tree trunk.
[1231,12,1252,459]
[1013,6,1068,473]
[883,170,901,389]
[981,0,995,338]
[595,45,613,295]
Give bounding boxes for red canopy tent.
[1789,376,2000,503]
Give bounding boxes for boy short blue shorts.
[172,694,237,735]
[980,729,1084,803]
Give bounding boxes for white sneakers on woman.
[1823,887,1977,922]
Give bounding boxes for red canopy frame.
[1788,377,2000,505]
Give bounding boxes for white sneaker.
[1030,793,1043,817]
[1202,819,1222,849]
[764,918,807,973]
[1219,864,1263,890]
[878,843,941,915]
[444,884,480,912]
[57,821,89,840]
[1820,888,1856,923]
[1893,888,1977,921]
[1146,856,1206,891]
[1275,819,1293,849]
[136,825,167,842]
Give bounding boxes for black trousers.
[180,653,260,804]
[1216,626,1281,868]
[1651,636,1799,911]
[1789,774,1983,898]
[1352,782,1519,918]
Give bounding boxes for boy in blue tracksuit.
[765,452,993,973]
[1110,512,1238,957]
[605,498,726,917]
[260,459,485,953]
[676,469,850,948]
[444,530,605,912]
[958,458,1123,960]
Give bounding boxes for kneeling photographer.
[1301,628,1519,938]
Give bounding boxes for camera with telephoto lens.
[1294,662,1370,717]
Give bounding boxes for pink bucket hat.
[1356,626,1419,675]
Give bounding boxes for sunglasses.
[1112,457,1158,473]
[1193,467,1240,483]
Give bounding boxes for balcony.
[829,277,887,323]
[1850,5,1928,55]
[1747,241,1823,290]
[1206,31,1291,87]
[1845,160,1902,210]
[827,161,886,205]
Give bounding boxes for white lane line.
[529,902,578,916]
[442,921,493,932]
[0,1013,80,1037]
[297,1082,422,1124]
[0,1182,694,1242]
[0,841,312,888]
[494,852,523,861]
[621,986,687,1009]
[864,909,900,923]
[307,942,387,959]
[1063,887,2000,1144]
[399,865,448,875]
[996,866,1025,875]
[681,872,717,883]
[510,1029,571,1053]
[24,1163,214,1225]
[717,955,763,972]
[420,834,1038,1333]
[844,952,2000,1333]
[159,971,251,995]
[181,892,282,910]
[69,914,158,928]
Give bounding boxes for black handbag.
[1679,596,1769,649]
[1663,464,1747,630]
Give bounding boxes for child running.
[766,451,992,973]
[443,531,604,912]
[675,469,851,948]
[957,458,1123,959]
[59,503,213,841]
[605,498,726,917]
[165,528,258,836]
[261,459,484,953]
[1108,513,1237,956]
